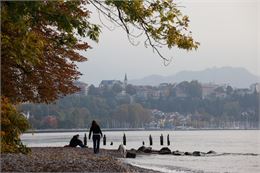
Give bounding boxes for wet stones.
[172,150,184,156]
[126,151,136,158]
[137,146,152,153]
[207,150,216,154]
[159,147,171,154]
[192,151,206,156]
[184,152,193,156]
[136,146,217,157]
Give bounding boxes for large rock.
[207,150,216,154]
[118,144,127,157]
[159,147,171,154]
[192,151,201,156]
[137,146,152,153]
[143,147,152,153]
[126,151,136,158]
[129,148,137,152]
[184,152,193,156]
[137,146,145,152]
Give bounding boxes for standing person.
[89,120,103,154]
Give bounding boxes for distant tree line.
[19,94,151,129]
[19,81,259,129]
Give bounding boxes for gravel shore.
[1,147,160,172]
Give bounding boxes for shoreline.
[25,128,260,133]
[1,147,160,173]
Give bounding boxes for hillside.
[129,67,260,88]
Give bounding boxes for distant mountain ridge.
[129,67,260,88]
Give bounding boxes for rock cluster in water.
[134,146,217,157]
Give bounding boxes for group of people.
[67,120,102,154]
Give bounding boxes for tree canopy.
[1,0,199,104]
[1,1,95,103]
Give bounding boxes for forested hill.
[19,81,259,129]
[129,67,259,88]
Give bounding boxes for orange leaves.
[74,43,92,50]
[1,1,93,104]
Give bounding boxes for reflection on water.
[21,130,260,173]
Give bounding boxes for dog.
[118,144,127,158]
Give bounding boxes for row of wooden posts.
[83,133,171,146]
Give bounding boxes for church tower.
[124,73,128,88]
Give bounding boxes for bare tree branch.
[88,0,191,65]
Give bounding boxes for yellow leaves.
[1,13,45,66]
[0,118,11,126]
[0,97,30,154]
[18,31,46,65]
[1,97,30,133]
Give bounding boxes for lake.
[21,130,260,173]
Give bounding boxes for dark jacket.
[69,135,81,147]
[89,125,102,139]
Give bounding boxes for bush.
[0,97,30,154]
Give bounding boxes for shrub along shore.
[1,147,159,173]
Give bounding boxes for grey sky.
[77,0,259,86]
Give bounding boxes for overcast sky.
[77,0,259,86]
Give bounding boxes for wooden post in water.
[103,134,106,145]
[160,134,164,146]
[149,134,153,146]
[167,134,170,146]
[123,133,126,145]
[84,133,87,146]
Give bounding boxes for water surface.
[21,130,260,173]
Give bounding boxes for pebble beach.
[1,147,159,173]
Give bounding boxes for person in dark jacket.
[89,120,103,154]
[69,134,85,148]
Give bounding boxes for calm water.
[21,130,260,173]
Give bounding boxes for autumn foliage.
[1,1,97,153]
[1,1,96,103]
[0,97,31,153]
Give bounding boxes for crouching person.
[67,134,86,148]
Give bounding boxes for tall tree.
[1,1,96,103]
[1,0,199,153]
[1,0,199,104]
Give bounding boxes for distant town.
[21,74,260,130]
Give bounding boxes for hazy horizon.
[77,0,259,86]
[81,66,259,86]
